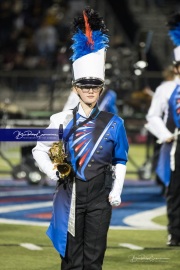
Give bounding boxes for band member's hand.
[108,193,121,206]
[46,164,59,181]
[166,136,174,143]
[108,164,126,206]
[49,172,59,181]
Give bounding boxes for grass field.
[0,224,179,270]
[153,215,168,226]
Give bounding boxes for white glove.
[46,165,59,181]
[109,164,126,206]
[38,161,59,181]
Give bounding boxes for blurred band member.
[145,12,180,246]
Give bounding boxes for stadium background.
[0,0,180,269]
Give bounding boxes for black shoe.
[167,234,180,246]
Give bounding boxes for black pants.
[166,141,180,238]
[61,173,112,270]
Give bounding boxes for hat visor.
[73,78,104,87]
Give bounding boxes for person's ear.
[177,65,180,75]
[99,87,104,96]
[73,86,78,94]
[74,86,81,97]
[173,63,180,75]
[174,66,178,75]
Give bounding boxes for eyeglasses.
[76,86,103,93]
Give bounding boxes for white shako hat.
[168,12,180,63]
[70,7,109,87]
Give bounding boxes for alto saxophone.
[49,140,71,179]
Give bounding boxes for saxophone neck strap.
[64,104,100,142]
[59,124,63,140]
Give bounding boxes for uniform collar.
[174,76,180,84]
[77,103,100,119]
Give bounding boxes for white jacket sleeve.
[32,142,59,181]
[146,83,174,142]
[32,117,59,181]
[109,163,126,206]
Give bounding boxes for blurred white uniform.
[146,78,180,142]
[63,91,79,111]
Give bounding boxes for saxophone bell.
[49,140,71,179]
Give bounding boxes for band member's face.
[75,86,102,105]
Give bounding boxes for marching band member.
[32,7,129,269]
[146,12,180,246]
